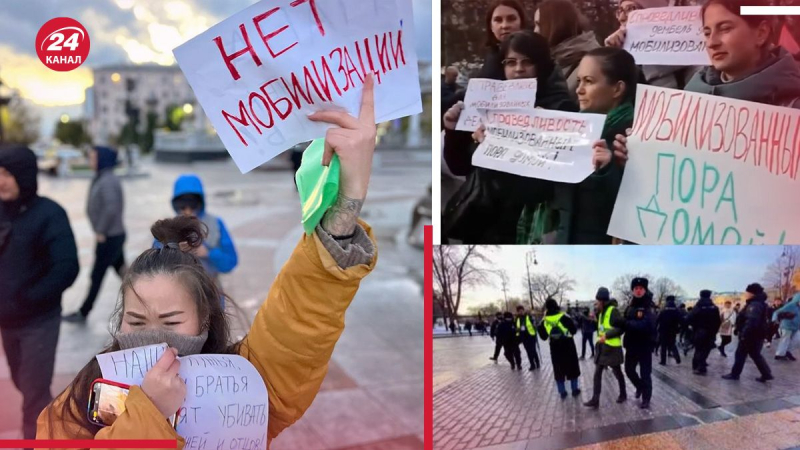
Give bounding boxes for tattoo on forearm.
[321,194,364,237]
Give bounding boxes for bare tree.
[497,269,511,312]
[763,246,800,301]
[433,246,492,324]
[526,272,576,308]
[612,272,654,308]
[651,277,688,306]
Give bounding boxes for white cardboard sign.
[97,345,269,448]
[608,85,800,245]
[471,108,606,183]
[624,6,710,66]
[456,78,538,132]
[174,0,422,173]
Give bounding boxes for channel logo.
[35,17,91,72]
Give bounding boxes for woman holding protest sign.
[37,77,379,445]
[604,0,699,90]
[441,31,575,243]
[612,0,800,169]
[534,0,601,105]
[517,47,637,244]
[684,0,800,108]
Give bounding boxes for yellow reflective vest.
[598,306,622,347]
[543,312,571,338]
[516,315,536,337]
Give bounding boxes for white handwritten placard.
[97,347,269,447]
[471,108,606,183]
[173,0,422,173]
[624,6,710,66]
[607,85,800,245]
[455,78,538,132]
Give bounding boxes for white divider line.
[741,6,800,15]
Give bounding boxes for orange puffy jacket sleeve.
[36,222,377,448]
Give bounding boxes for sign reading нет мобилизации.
[173,0,422,173]
[608,85,800,245]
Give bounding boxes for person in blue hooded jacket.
[64,147,126,323]
[773,289,800,362]
[163,174,237,284]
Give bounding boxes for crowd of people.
[0,76,379,445]
[481,277,800,409]
[441,0,800,244]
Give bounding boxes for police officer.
[584,288,627,408]
[624,278,657,409]
[687,289,721,375]
[516,305,541,370]
[657,295,683,365]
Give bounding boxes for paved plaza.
[434,333,800,450]
[0,149,428,449]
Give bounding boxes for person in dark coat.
[688,290,722,375]
[579,308,597,359]
[723,283,774,382]
[538,298,581,399]
[0,145,79,440]
[516,304,541,370]
[465,320,473,336]
[657,295,683,365]
[63,146,126,323]
[489,312,504,362]
[442,66,461,114]
[584,289,627,408]
[623,277,657,409]
[497,311,522,369]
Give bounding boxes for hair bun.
[151,216,207,251]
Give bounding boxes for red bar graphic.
[424,225,432,450]
[0,440,177,449]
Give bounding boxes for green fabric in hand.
[296,139,340,235]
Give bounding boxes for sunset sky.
[459,245,793,309]
[0,0,433,133]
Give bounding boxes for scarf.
[601,101,634,141]
[116,329,209,357]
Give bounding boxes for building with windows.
[86,64,207,144]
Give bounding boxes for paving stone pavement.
[433,334,800,450]
[0,151,427,449]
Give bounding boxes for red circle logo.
[35,17,90,72]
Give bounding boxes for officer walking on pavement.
[687,289,722,375]
[516,305,541,370]
[657,295,682,365]
[623,277,657,409]
[584,288,627,408]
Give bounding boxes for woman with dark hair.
[37,79,379,443]
[605,0,699,89]
[441,31,575,243]
[613,0,800,168]
[518,47,637,244]
[537,299,581,399]
[686,0,800,108]
[535,0,600,104]
[477,0,527,80]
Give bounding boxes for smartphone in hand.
[88,378,178,428]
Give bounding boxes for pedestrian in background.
[723,283,773,382]
[773,290,800,361]
[579,308,596,360]
[538,298,581,399]
[163,174,238,297]
[687,290,721,375]
[584,289,627,408]
[64,146,126,323]
[0,146,79,441]
[719,300,737,357]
